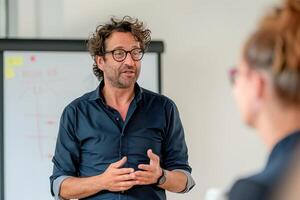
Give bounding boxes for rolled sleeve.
[161,101,195,192]
[50,106,80,196]
[173,169,195,193]
[53,176,71,200]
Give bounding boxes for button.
[116,117,119,121]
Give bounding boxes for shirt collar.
[88,80,143,103]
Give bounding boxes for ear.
[246,71,266,117]
[96,55,105,71]
[252,71,266,101]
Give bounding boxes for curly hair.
[87,16,151,81]
[243,0,300,104]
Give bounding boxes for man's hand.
[59,157,137,199]
[134,149,163,185]
[100,156,137,192]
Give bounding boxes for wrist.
[156,169,167,185]
[95,173,107,191]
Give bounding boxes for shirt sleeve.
[52,175,71,200]
[173,169,195,193]
[49,105,80,196]
[162,100,195,191]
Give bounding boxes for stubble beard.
[109,70,140,89]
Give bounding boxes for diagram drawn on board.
[4,52,99,161]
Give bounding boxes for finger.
[134,170,151,179]
[116,180,138,190]
[135,180,148,185]
[118,186,132,191]
[108,180,137,192]
[135,179,149,185]
[116,173,136,181]
[118,184,135,191]
[114,168,135,175]
[138,164,152,171]
[111,156,127,168]
[135,176,151,185]
[147,149,159,164]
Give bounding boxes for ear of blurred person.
[226,0,300,199]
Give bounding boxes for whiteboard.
[0,39,163,200]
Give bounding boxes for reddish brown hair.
[243,0,300,104]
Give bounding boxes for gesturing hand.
[134,149,163,185]
[101,157,137,192]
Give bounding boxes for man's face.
[97,31,141,89]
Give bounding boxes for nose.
[123,52,135,66]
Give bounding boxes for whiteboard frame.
[0,38,164,200]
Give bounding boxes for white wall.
[8,0,62,38]
[0,0,6,37]
[10,0,280,199]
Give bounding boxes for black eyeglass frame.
[104,48,144,62]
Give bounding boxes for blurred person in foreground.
[228,0,300,199]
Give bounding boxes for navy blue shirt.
[50,82,192,200]
[228,130,300,200]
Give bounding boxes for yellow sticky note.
[5,56,24,68]
[5,67,15,79]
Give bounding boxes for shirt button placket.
[120,131,124,157]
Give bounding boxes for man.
[50,16,195,200]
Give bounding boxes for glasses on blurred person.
[228,67,238,85]
[105,48,144,62]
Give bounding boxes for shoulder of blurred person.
[228,130,300,200]
[228,178,268,200]
[271,139,300,200]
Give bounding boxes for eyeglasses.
[228,67,238,85]
[104,48,144,62]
